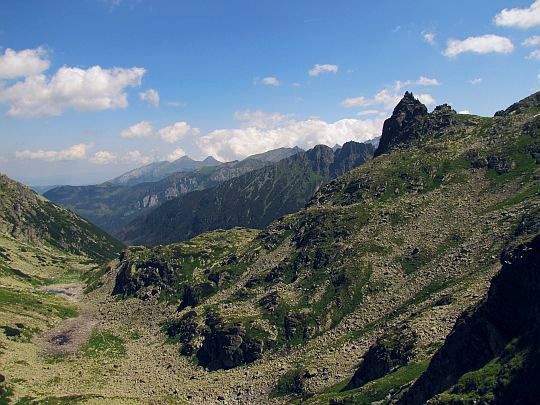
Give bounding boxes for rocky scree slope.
[102,91,539,403]
[0,174,123,262]
[400,213,540,404]
[117,140,375,245]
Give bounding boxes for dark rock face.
[112,255,177,299]
[197,319,263,370]
[178,282,217,310]
[345,333,416,391]
[375,93,458,157]
[375,92,428,157]
[400,235,540,404]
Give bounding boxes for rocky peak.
[374,92,428,157]
[374,94,461,157]
[433,103,456,115]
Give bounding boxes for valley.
[1,91,539,403]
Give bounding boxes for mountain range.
[44,147,303,236]
[117,140,375,245]
[1,91,539,403]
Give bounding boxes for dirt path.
[35,283,98,356]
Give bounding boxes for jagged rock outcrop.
[196,313,263,370]
[400,233,540,404]
[112,253,178,299]
[375,92,458,156]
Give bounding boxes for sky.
[1,0,540,186]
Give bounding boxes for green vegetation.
[83,330,126,360]
[0,287,78,319]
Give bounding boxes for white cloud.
[158,121,199,143]
[416,76,440,86]
[423,32,436,45]
[197,116,383,162]
[123,150,153,165]
[523,35,540,46]
[342,77,438,110]
[0,65,145,117]
[417,93,436,105]
[468,78,483,85]
[342,96,368,108]
[308,64,338,77]
[15,143,90,162]
[234,110,293,129]
[261,76,280,86]
[0,47,50,79]
[528,49,540,59]
[356,109,383,116]
[443,35,514,58]
[494,0,540,29]
[166,148,186,161]
[139,88,160,107]
[166,100,186,107]
[458,110,471,115]
[120,121,154,138]
[90,151,117,164]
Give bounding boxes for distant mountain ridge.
[45,147,305,235]
[109,155,223,187]
[117,140,375,245]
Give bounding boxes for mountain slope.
[0,174,123,262]
[401,220,540,404]
[117,140,375,245]
[99,91,538,402]
[2,91,539,403]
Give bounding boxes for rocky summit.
[1,91,539,404]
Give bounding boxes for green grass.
[303,360,430,404]
[82,330,126,360]
[0,287,78,319]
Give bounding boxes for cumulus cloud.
[494,0,540,29]
[166,148,186,161]
[0,47,50,79]
[120,121,154,138]
[443,35,514,58]
[468,78,483,85]
[527,49,540,59]
[15,143,90,162]
[417,94,436,105]
[308,64,338,77]
[123,150,153,165]
[342,77,438,110]
[523,35,540,47]
[119,120,199,143]
[261,76,280,86]
[158,122,199,143]
[139,88,160,107]
[423,32,436,45]
[0,64,145,117]
[356,109,383,116]
[234,110,294,129]
[90,151,117,164]
[197,116,383,162]
[416,76,440,86]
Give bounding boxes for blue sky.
[1,0,539,185]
